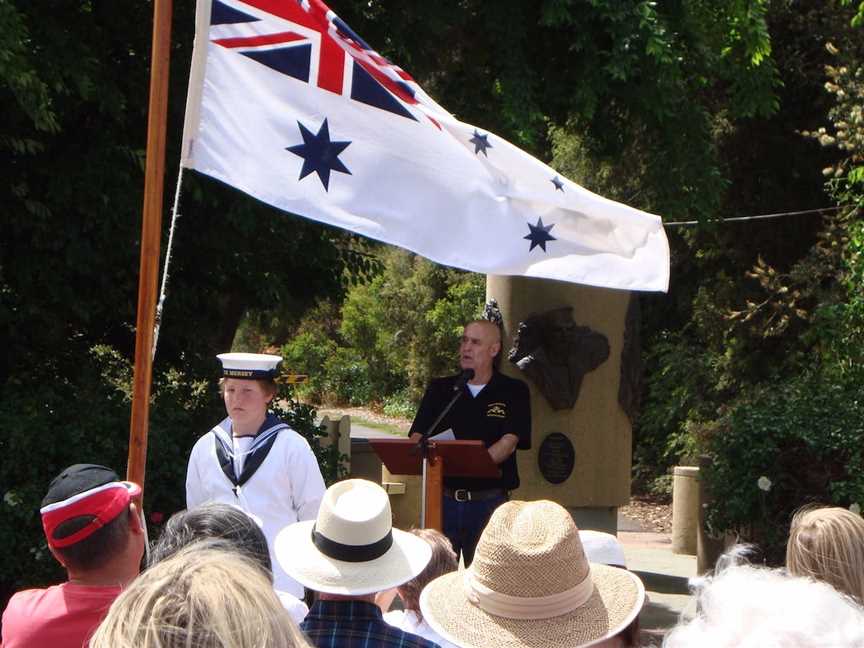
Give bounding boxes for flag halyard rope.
[152,164,185,360]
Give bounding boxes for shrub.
[702,368,864,564]
[381,388,418,420]
[321,346,373,406]
[281,330,337,403]
[634,331,719,490]
[269,395,346,486]
[0,346,219,593]
[278,249,485,410]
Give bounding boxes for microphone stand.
[417,369,473,526]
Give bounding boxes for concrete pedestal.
[487,275,632,520]
[671,466,699,555]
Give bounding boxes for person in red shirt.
[1,464,145,648]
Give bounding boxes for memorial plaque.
[538,432,575,484]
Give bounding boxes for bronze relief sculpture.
[508,306,609,410]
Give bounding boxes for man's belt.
[444,488,507,503]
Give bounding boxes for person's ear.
[48,545,67,568]
[128,502,145,536]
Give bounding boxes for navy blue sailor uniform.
[409,370,531,565]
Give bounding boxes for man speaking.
[410,316,531,566]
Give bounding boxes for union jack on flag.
[181,0,670,291]
[207,0,443,124]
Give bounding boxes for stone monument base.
[568,506,618,536]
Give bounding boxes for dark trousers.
[442,494,507,567]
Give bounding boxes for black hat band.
[311,525,393,563]
[221,368,275,379]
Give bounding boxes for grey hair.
[663,547,864,648]
[149,502,271,577]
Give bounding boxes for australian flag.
[182,0,670,291]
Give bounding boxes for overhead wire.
[663,206,845,227]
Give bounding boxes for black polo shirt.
[409,370,531,491]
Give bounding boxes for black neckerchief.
[211,414,288,495]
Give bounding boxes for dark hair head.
[149,502,272,577]
[53,511,131,571]
[398,529,457,618]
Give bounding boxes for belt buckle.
[454,489,470,502]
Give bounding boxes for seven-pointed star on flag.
[524,217,557,252]
[469,129,492,156]
[551,175,565,191]
[286,118,352,191]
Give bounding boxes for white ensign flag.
[181,0,670,292]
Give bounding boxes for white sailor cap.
[217,352,282,380]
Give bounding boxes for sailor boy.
[186,352,326,598]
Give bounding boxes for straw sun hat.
[274,479,432,595]
[420,500,645,648]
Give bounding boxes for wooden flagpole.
[127,0,174,489]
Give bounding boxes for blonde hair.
[786,505,864,603]
[398,529,457,618]
[90,541,309,648]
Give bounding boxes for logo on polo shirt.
[487,402,507,418]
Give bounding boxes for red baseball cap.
[40,464,141,549]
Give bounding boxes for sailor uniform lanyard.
[211,418,287,497]
[232,436,253,478]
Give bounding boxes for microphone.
[453,368,475,392]
[415,368,476,457]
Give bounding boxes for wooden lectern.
[368,438,499,531]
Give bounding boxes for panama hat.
[274,479,431,595]
[420,500,645,648]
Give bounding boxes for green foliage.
[0,347,220,590]
[321,347,374,406]
[634,331,718,487]
[544,0,779,221]
[340,249,485,400]
[841,0,864,28]
[424,276,487,379]
[637,11,864,563]
[280,249,485,409]
[381,388,418,420]
[281,329,338,403]
[268,392,346,486]
[703,368,864,564]
[0,0,361,392]
[648,474,674,503]
[332,1,781,222]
